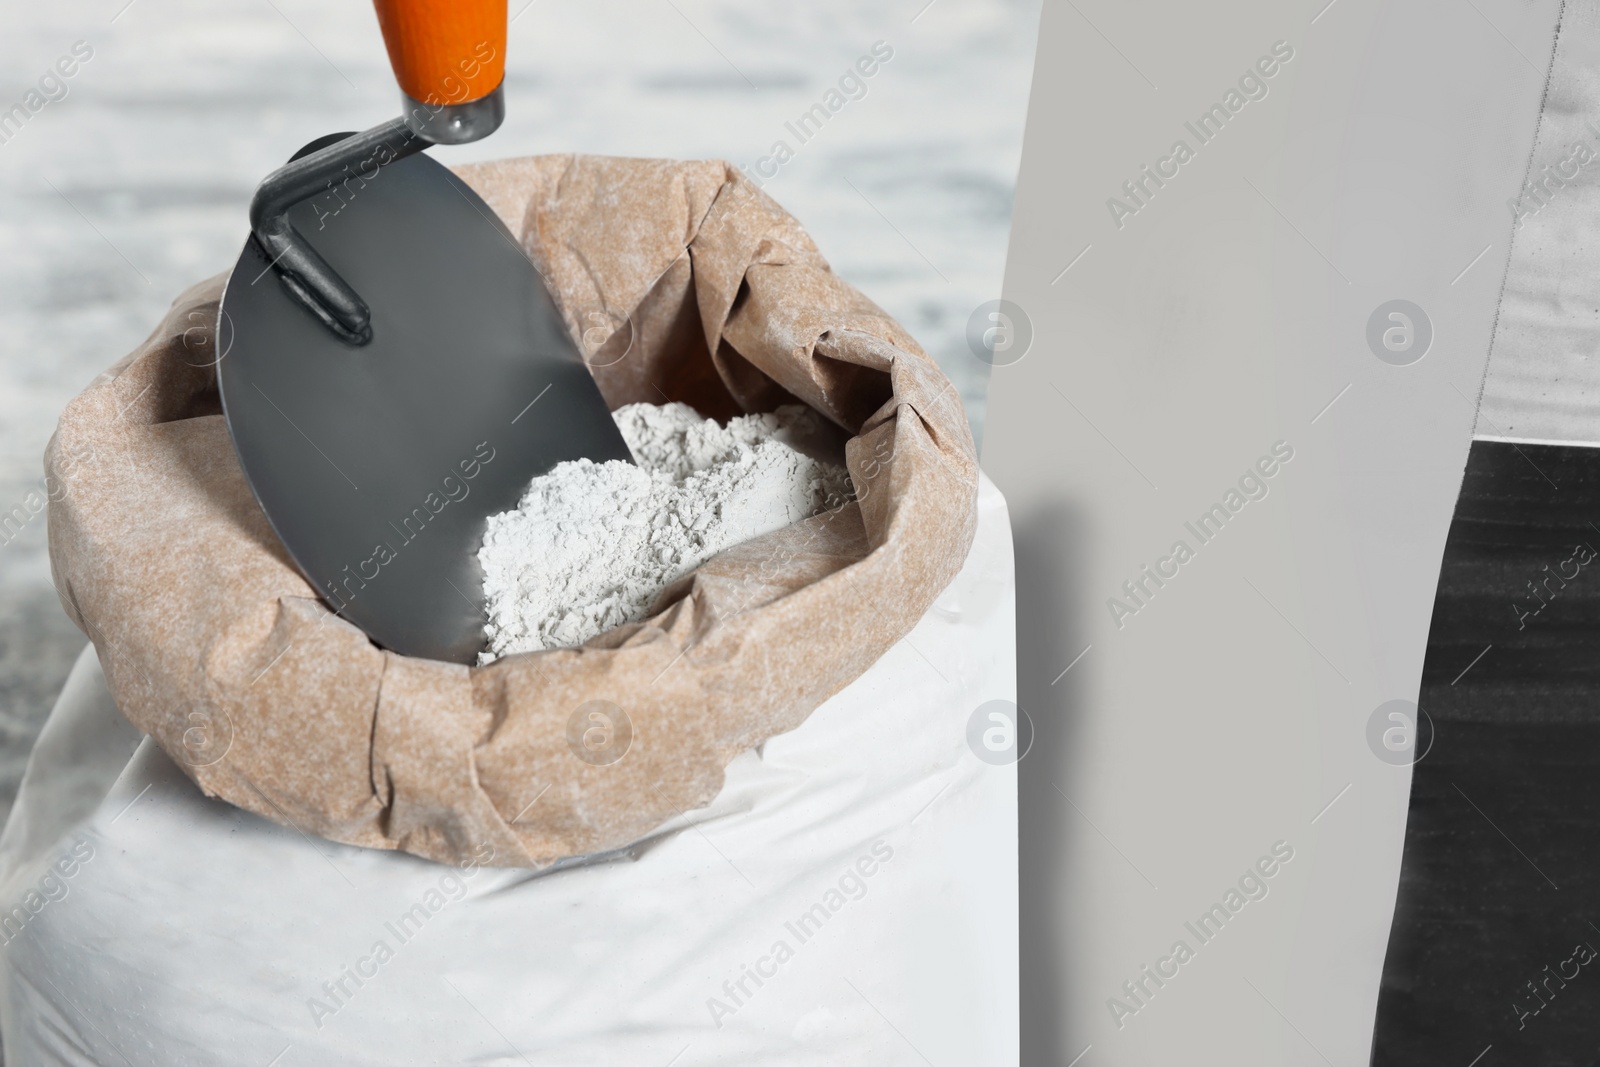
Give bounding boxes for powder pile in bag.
[479,402,853,661]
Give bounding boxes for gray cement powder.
[479,402,853,661]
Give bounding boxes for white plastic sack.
[0,476,1017,1067]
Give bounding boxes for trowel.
[217,0,632,665]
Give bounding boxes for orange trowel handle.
[373,0,506,107]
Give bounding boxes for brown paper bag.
[44,155,978,867]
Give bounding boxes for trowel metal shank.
[249,88,505,345]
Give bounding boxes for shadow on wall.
[1015,499,1092,1065]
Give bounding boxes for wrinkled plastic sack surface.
[0,477,1016,1066]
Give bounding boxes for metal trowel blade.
[218,135,632,665]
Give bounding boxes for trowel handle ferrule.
[374,0,508,145]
